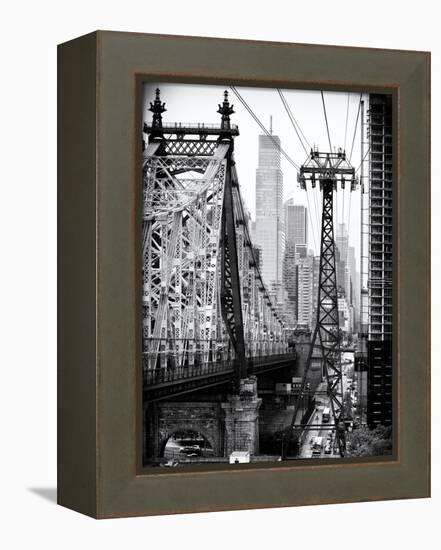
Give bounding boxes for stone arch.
[160,427,216,458]
[146,401,225,459]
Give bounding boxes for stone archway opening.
[163,430,214,460]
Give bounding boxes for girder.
[162,139,219,157]
[220,153,246,388]
[143,150,227,370]
[313,180,346,456]
[142,89,289,396]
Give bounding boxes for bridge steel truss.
[142,90,287,393]
[285,149,358,458]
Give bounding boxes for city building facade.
[335,223,349,296]
[284,200,307,247]
[282,201,308,329]
[311,255,320,331]
[255,134,285,299]
[366,94,393,429]
[296,246,314,329]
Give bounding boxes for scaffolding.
[366,94,393,428]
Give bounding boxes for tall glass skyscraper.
[255,134,284,297]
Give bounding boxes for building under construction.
[358,94,393,429]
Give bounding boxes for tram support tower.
[287,149,357,458]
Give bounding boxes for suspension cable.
[343,92,350,152]
[344,94,365,267]
[355,146,370,174]
[349,93,363,163]
[321,91,333,153]
[312,183,321,244]
[304,188,318,254]
[277,89,311,156]
[346,143,370,263]
[276,87,320,251]
[346,192,352,248]
[342,182,345,227]
[230,86,300,171]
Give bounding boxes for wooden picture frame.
[58,31,430,518]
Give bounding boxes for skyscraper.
[255,134,284,297]
[336,222,349,260]
[284,200,307,248]
[366,94,393,428]
[282,243,297,327]
[296,253,314,328]
[348,246,359,332]
[282,200,308,328]
[311,255,320,330]
[336,223,349,295]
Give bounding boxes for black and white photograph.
[141,82,393,467]
[3,0,436,539]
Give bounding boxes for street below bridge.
[298,352,354,459]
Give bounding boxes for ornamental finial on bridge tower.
[217,90,235,133]
[149,88,167,130]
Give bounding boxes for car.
[160,460,179,468]
[180,445,202,456]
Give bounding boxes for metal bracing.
[142,89,288,391]
[313,179,346,455]
[142,152,227,370]
[285,149,358,458]
[220,149,247,389]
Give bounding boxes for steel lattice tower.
[285,149,358,458]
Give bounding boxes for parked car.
[180,445,202,457]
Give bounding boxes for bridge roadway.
[143,352,297,402]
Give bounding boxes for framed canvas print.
[58,31,430,518]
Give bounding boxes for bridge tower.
[142,89,293,462]
[217,91,247,389]
[286,149,358,457]
[142,89,287,395]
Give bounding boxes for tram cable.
[230,86,301,171]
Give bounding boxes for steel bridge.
[142,89,296,402]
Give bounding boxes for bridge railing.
[143,351,297,386]
[142,337,291,373]
[250,352,296,368]
[143,359,234,386]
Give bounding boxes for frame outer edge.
[57,31,99,518]
[81,31,431,518]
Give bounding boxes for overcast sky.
[143,82,369,270]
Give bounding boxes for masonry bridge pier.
[144,354,311,463]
